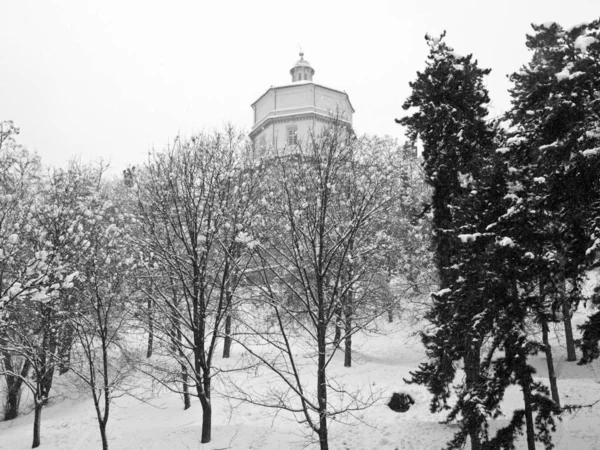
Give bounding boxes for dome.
[293,53,312,68]
[290,52,315,82]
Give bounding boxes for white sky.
[1,1,598,173]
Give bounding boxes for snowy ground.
[2,310,600,450]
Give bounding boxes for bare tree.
[131,129,261,443]
[0,121,41,421]
[1,162,109,448]
[66,179,138,450]
[227,124,396,450]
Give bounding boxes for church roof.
[292,52,313,69]
[251,82,355,113]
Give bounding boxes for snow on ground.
[2,308,600,449]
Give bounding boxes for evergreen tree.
[398,33,499,450]
[399,32,561,450]
[505,20,600,364]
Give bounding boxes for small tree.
[67,180,138,450]
[1,161,103,447]
[0,121,41,421]
[131,129,259,443]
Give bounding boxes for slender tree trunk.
[387,266,394,323]
[172,316,191,410]
[58,323,75,375]
[4,380,22,421]
[168,287,190,409]
[344,302,352,368]
[333,305,342,347]
[193,282,211,443]
[40,367,55,407]
[562,300,576,362]
[541,318,560,407]
[31,401,43,448]
[518,348,536,450]
[147,295,154,358]
[2,356,30,420]
[99,422,108,450]
[222,248,237,359]
[344,259,354,368]
[92,390,110,450]
[99,335,111,450]
[200,400,212,443]
[182,364,191,410]
[198,375,212,443]
[222,313,232,358]
[317,314,329,450]
[464,343,482,450]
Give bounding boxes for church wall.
[275,85,313,110]
[270,118,327,150]
[255,90,275,124]
[314,86,353,124]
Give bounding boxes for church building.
[249,52,354,152]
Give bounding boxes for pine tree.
[398,33,500,450]
[399,32,562,450]
[505,20,600,364]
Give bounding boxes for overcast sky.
[1,0,598,172]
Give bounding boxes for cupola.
[290,52,315,82]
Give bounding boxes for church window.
[287,125,298,145]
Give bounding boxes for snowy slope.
[1,314,600,450]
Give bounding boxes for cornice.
[249,111,351,139]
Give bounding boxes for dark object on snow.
[388,392,415,413]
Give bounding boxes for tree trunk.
[318,420,329,450]
[541,318,560,407]
[99,422,108,450]
[333,306,342,348]
[222,251,237,359]
[344,263,354,368]
[562,300,576,362]
[200,401,212,443]
[519,349,536,450]
[317,315,329,450]
[344,310,352,367]
[58,323,75,375]
[147,295,154,358]
[464,343,482,450]
[173,321,191,410]
[387,266,394,323]
[222,314,232,358]
[31,401,43,448]
[2,356,30,420]
[40,367,55,407]
[4,382,22,421]
[182,365,191,410]
[197,373,212,443]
